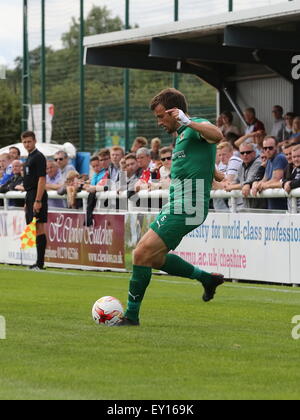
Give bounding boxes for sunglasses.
[240,151,253,155]
[263,146,275,151]
[55,158,64,161]
[161,156,172,162]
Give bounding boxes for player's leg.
[35,222,47,270]
[159,254,224,302]
[27,192,48,271]
[119,229,168,326]
[151,213,224,302]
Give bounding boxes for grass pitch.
[0,265,300,400]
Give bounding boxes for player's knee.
[133,243,156,266]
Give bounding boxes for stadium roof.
[84,1,300,90]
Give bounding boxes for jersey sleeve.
[36,154,47,178]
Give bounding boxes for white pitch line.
[1,266,300,295]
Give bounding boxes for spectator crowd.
[1,104,300,213]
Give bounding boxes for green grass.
[0,265,300,400]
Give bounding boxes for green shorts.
[150,211,206,251]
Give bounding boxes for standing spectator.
[252,136,288,210]
[289,116,300,143]
[22,131,48,271]
[0,154,13,185]
[110,146,125,183]
[0,160,24,207]
[119,157,127,173]
[220,111,240,137]
[150,147,172,190]
[213,142,242,209]
[7,147,21,175]
[283,145,300,209]
[150,137,162,163]
[271,105,285,142]
[215,142,242,183]
[54,151,76,182]
[135,147,159,191]
[131,136,148,153]
[9,146,21,161]
[123,153,141,197]
[46,160,64,208]
[243,107,265,137]
[224,143,265,209]
[234,129,265,153]
[58,170,83,209]
[84,155,108,193]
[278,112,296,143]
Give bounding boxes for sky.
[0,0,286,69]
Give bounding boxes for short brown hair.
[21,131,36,140]
[133,137,148,147]
[90,156,100,163]
[159,147,173,157]
[125,153,137,161]
[150,88,188,113]
[98,148,110,158]
[111,146,125,153]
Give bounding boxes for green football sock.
[160,253,212,285]
[124,265,152,322]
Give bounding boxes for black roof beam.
[224,25,300,52]
[150,37,257,64]
[85,46,224,90]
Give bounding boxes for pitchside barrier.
[0,189,300,285]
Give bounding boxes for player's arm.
[166,108,222,144]
[34,176,46,213]
[188,120,223,144]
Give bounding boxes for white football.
[92,296,124,326]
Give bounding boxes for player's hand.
[33,201,42,213]
[166,108,191,126]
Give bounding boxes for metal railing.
[1,188,300,214]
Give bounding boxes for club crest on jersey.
[179,133,185,142]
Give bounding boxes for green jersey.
[168,118,216,217]
[150,117,217,250]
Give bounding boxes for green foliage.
[61,5,123,49]
[0,76,21,148]
[1,5,216,152]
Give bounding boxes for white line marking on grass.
[1,266,300,295]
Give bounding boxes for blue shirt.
[265,153,288,210]
[0,172,13,186]
[91,169,107,186]
[265,153,288,181]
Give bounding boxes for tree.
[61,6,123,49]
[0,81,21,147]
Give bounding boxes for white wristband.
[177,110,191,126]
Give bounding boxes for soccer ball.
[92,296,124,326]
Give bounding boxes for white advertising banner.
[288,215,300,285]
[0,210,299,285]
[173,212,295,284]
[0,210,36,266]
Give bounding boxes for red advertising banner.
[45,212,125,270]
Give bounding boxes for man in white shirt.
[54,151,75,182]
[213,142,242,209]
